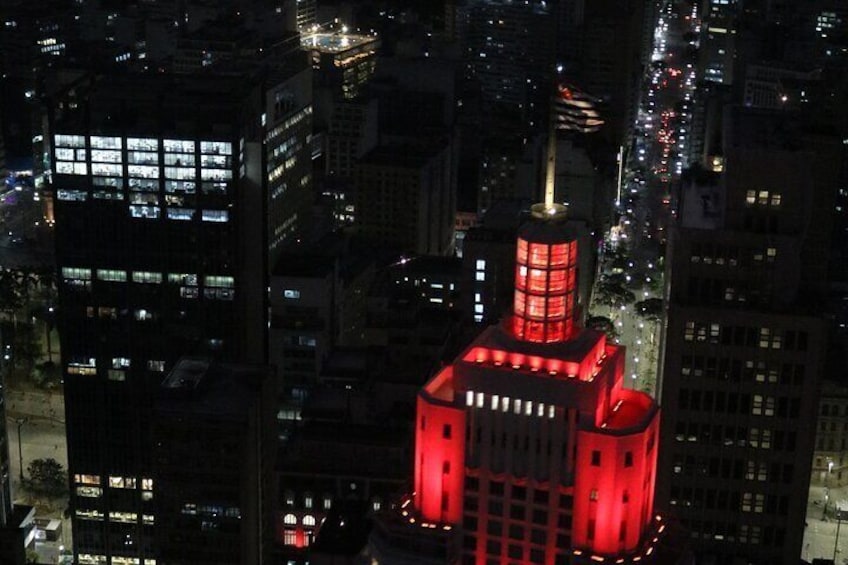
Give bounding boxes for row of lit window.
[675,425,777,449]
[75,474,153,489]
[678,388,791,418]
[181,504,241,519]
[473,261,487,322]
[83,177,228,193]
[76,485,153,500]
[62,268,232,288]
[688,523,766,545]
[265,106,312,142]
[745,190,781,207]
[283,513,318,527]
[681,358,803,385]
[464,390,557,419]
[75,509,154,524]
[683,322,804,350]
[284,492,331,510]
[57,162,234,180]
[673,459,770,482]
[79,556,156,565]
[69,361,162,375]
[268,155,299,183]
[55,135,232,155]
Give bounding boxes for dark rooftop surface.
[157,357,267,418]
[359,143,444,168]
[54,73,255,134]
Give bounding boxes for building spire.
[544,105,557,208]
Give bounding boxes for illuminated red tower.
[366,204,679,565]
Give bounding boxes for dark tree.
[586,315,619,341]
[634,298,664,323]
[26,458,67,498]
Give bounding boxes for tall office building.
[367,204,685,565]
[463,0,555,127]
[354,142,457,256]
[657,106,841,564]
[697,0,738,85]
[152,358,275,565]
[49,69,308,564]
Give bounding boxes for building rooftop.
[54,72,255,134]
[358,143,444,169]
[301,32,379,53]
[157,358,267,418]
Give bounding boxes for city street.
[595,0,696,395]
[805,485,848,563]
[6,395,73,561]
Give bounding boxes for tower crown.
[512,203,579,343]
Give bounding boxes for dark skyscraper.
[49,69,304,563]
[657,106,841,564]
[152,358,276,565]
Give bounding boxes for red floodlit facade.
[393,205,670,565]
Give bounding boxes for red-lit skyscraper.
[366,203,683,565]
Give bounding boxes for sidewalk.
[804,484,848,563]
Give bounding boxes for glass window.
[165,180,196,193]
[164,167,195,180]
[90,136,122,149]
[127,138,159,150]
[57,189,88,201]
[128,165,159,179]
[204,276,234,288]
[200,154,230,168]
[128,151,159,165]
[97,269,127,282]
[164,139,195,153]
[129,205,160,219]
[55,134,86,148]
[55,162,74,175]
[91,163,121,176]
[90,149,122,163]
[167,208,195,221]
[109,512,138,524]
[168,273,197,285]
[74,474,101,485]
[201,168,232,181]
[163,152,195,166]
[129,178,158,191]
[55,147,74,160]
[200,140,232,155]
[132,271,162,284]
[76,486,103,498]
[201,210,229,222]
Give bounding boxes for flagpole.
[544,84,557,208]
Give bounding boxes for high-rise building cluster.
[0,0,847,564]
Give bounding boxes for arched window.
[283,513,296,525]
[303,515,316,527]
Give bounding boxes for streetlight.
[15,418,28,483]
[45,306,55,363]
